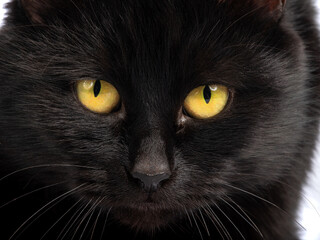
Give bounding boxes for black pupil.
[203,85,211,104]
[94,80,101,97]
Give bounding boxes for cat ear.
[254,0,286,20]
[20,0,80,24]
[219,0,286,21]
[20,0,52,24]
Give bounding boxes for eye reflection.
[76,79,120,114]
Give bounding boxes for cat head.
[0,0,315,231]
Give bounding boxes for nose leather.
[131,172,170,192]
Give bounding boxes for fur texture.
[0,0,319,239]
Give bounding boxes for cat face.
[0,0,315,233]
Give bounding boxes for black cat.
[0,0,319,239]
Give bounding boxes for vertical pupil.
[94,80,101,97]
[203,85,211,104]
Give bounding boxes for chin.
[111,205,181,231]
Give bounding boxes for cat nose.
[128,129,173,192]
[131,171,171,192]
[129,157,172,192]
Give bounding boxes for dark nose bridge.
[129,128,172,192]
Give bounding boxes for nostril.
[131,172,170,192]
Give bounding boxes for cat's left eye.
[183,84,229,119]
[76,79,120,114]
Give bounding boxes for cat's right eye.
[76,79,120,114]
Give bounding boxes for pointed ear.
[20,0,81,24]
[218,0,286,21]
[255,0,286,20]
[21,0,54,24]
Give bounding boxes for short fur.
[0,0,319,239]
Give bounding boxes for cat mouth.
[86,185,189,230]
[98,193,182,230]
[111,204,181,231]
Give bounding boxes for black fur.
[0,0,319,239]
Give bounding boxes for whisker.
[71,198,99,240]
[184,207,193,227]
[249,173,320,220]
[215,170,319,222]
[213,202,245,240]
[79,207,96,240]
[0,164,100,183]
[223,196,263,238]
[90,208,102,240]
[99,207,112,240]
[40,197,84,240]
[9,183,87,240]
[202,205,225,240]
[204,202,230,240]
[68,0,98,33]
[198,208,211,237]
[59,198,93,240]
[276,181,320,220]
[0,181,66,209]
[78,197,104,240]
[223,183,306,231]
[88,0,102,29]
[224,183,287,210]
[202,19,221,46]
[191,210,204,240]
[212,4,265,47]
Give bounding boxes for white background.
[0,0,320,239]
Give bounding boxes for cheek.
[178,117,253,171]
[177,92,305,188]
[238,114,306,180]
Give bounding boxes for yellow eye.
[183,84,229,119]
[76,79,120,114]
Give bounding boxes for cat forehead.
[17,0,286,66]
[20,0,285,25]
[10,0,291,96]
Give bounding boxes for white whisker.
[90,208,102,240]
[0,164,100,183]
[9,183,87,240]
[212,4,265,47]
[213,202,245,240]
[0,181,66,209]
[99,207,112,240]
[191,210,204,240]
[59,198,93,240]
[184,207,193,227]
[202,205,225,240]
[223,196,263,238]
[40,197,84,240]
[71,198,100,240]
[224,183,306,231]
[199,208,211,236]
[78,197,104,240]
[204,202,231,240]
